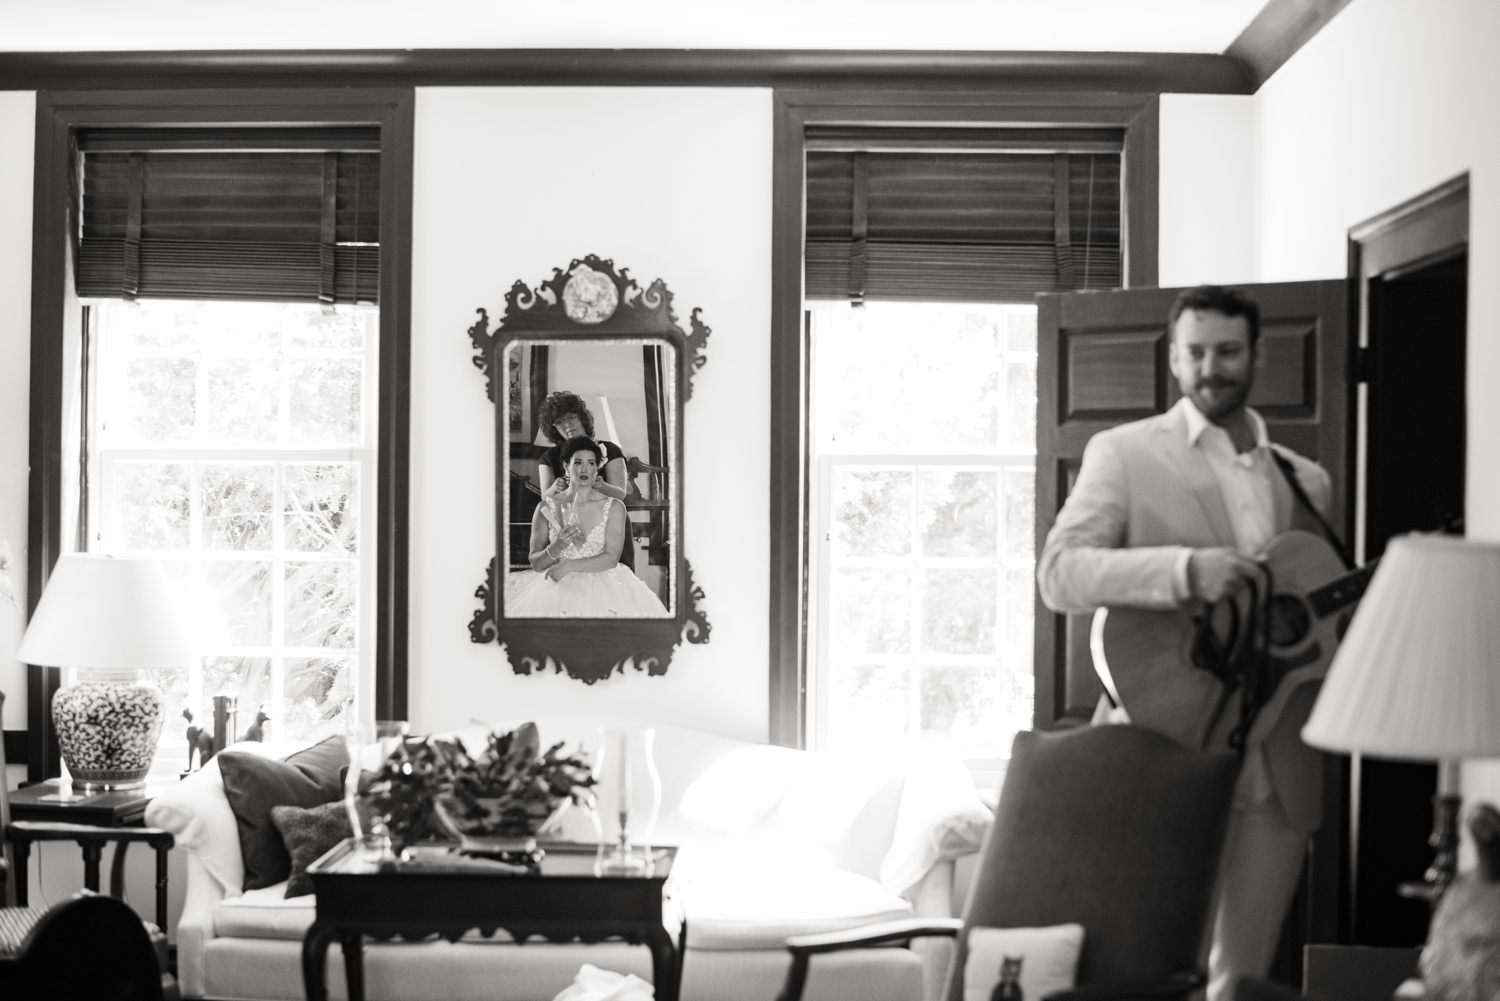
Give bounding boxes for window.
[27,90,413,784]
[807,301,1037,764]
[84,300,376,759]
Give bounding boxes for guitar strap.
[1270,448,1352,570]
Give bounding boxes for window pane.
[193,302,280,353]
[149,667,191,742]
[202,656,272,726]
[815,304,1000,452]
[1003,467,1036,561]
[920,665,1001,758]
[285,561,357,649]
[203,560,274,645]
[288,309,364,350]
[1003,357,1037,453]
[285,464,358,554]
[1003,567,1036,659]
[202,464,275,551]
[832,569,911,654]
[206,357,280,442]
[283,656,353,739]
[1006,311,1037,354]
[828,662,910,750]
[920,470,998,558]
[289,358,362,443]
[116,463,191,550]
[126,358,196,441]
[117,302,194,350]
[922,569,996,654]
[832,469,911,557]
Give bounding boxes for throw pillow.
[218,736,349,890]
[271,801,353,898]
[964,923,1085,1001]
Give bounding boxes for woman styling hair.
[535,391,635,571]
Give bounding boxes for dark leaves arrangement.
[361,722,595,851]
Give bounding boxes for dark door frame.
[1342,171,1469,943]
[769,89,1161,748]
[25,89,414,781]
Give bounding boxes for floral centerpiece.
[357,722,594,859]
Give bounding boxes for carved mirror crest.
[468,256,711,682]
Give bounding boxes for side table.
[304,841,680,1001]
[5,780,175,929]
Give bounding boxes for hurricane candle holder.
[593,727,661,875]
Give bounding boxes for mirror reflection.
[503,339,675,618]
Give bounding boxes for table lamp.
[16,554,196,790]
[1302,533,1500,901]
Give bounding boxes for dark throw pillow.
[271,801,353,898]
[218,737,349,890]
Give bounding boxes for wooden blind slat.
[806,144,1122,302]
[77,141,381,303]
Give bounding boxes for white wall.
[408,87,773,743]
[0,91,34,771]
[1158,93,1257,287]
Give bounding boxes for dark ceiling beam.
[0,49,1252,93]
[1227,0,1356,90]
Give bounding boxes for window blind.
[75,128,380,304]
[805,139,1122,304]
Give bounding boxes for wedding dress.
[505,497,670,618]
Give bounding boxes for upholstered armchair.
[777,725,1239,1001]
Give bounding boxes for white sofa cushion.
[213,882,315,940]
[675,866,914,950]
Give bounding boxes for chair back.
[946,725,1238,1000]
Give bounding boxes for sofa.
[145,715,992,1001]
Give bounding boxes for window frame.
[769,90,1160,749]
[26,89,414,782]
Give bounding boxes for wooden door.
[1033,280,1350,727]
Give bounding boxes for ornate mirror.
[468,257,711,682]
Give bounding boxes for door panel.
[1033,280,1349,727]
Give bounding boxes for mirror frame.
[467,256,712,683]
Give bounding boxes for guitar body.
[1099,531,1366,755]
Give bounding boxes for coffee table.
[302,840,679,1001]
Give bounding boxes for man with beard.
[1037,285,1332,1001]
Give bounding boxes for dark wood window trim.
[768,89,1160,749]
[25,88,414,781]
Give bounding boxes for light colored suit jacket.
[1037,403,1333,832]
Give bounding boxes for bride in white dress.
[506,437,670,618]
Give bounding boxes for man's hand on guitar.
[1188,548,1263,603]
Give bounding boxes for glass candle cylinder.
[593,727,661,875]
[343,720,409,862]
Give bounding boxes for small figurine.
[991,955,1024,1001]
[182,708,215,776]
[242,708,269,743]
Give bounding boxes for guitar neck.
[1307,559,1380,620]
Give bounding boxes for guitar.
[1092,530,1379,755]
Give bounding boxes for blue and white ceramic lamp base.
[52,668,165,790]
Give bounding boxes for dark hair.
[1168,285,1260,348]
[537,392,595,445]
[559,436,603,468]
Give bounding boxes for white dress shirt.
[1170,397,1278,602]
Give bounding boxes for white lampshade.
[16,554,197,670]
[1302,534,1500,760]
